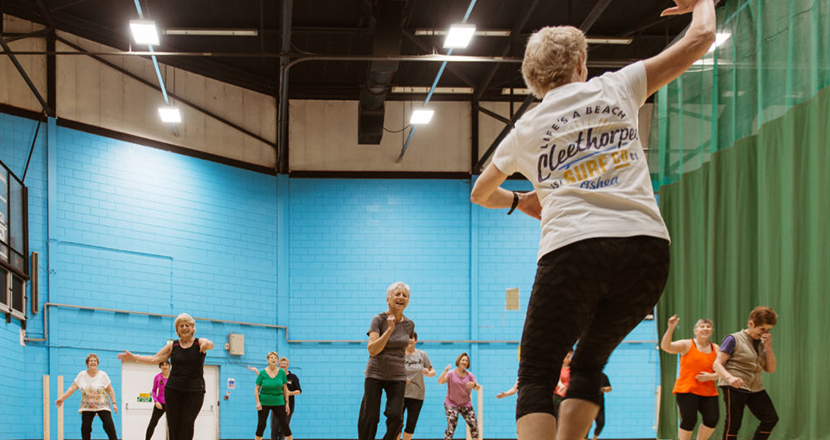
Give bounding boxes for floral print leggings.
[444,404,478,440]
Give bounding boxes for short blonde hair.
[522,26,587,98]
[386,281,411,301]
[266,351,279,360]
[174,313,195,329]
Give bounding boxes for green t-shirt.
[256,368,287,406]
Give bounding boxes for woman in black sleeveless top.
[119,313,215,440]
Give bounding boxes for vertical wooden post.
[465,386,484,440]
[43,375,50,440]
[57,375,64,440]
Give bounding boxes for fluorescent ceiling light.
[708,32,731,52]
[130,20,160,46]
[501,88,533,95]
[586,37,633,45]
[392,86,473,94]
[164,28,258,37]
[410,109,435,125]
[416,28,510,37]
[417,28,631,45]
[444,24,476,49]
[158,106,182,123]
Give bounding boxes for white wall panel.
[0,16,47,113]
[289,100,472,172]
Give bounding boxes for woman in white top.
[55,353,119,440]
[470,1,716,440]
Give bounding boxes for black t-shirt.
[286,371,301,410]
[167,338,206,392]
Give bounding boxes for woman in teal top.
[255,352,293,440]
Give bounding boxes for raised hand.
[668,315,680,328]
[661,0,702,16]
[386,315,396,332]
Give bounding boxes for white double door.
[121,363,219,440]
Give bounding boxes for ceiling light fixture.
[392,86,474,94]
[586,37,633,45]
[410,109,435,125]
[130,20,160,46]
[708,33,731,52]
[158,106,182,123]
[444,24,476,49]
[164,28,258,37]
[501,88,533,95]
[416,28,510,37]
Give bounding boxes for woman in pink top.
[438,353,481,440]
[146,361,171,440]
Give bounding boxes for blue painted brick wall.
[0,112,661,439]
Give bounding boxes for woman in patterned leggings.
[438,353,481,440]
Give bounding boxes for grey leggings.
[444,404,478,440]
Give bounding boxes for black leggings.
[402,398,425,434]
[516,236,670,420]
[146,404,167,440]
[165,387,205,440]
[81,410,118,440]
[257,405,292,437]
[357,378,406,440]
[721,387,778,440]
[593,403,606,436]
[676,393,719,431]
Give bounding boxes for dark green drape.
[656,85,830,440]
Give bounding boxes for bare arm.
[424,367,437,378]
[283,384,291,413]
[713,350,743,388]
[367,331,393,357]
[255,384,262,409]
[118,343,172,364]
[660,315,691,355]
[198,338,215,352]
[470,163,542,220]
[762,334,776,373]
[497,380,519,399]
[106,383,118,414]
[601,386,612,393]
[644,0,717,97]
[438,365,451,385]
[367,315,398,357]
[55,382,79,406]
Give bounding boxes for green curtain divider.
[650,0,830,185]
[656,83,830,440]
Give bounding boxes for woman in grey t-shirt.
[397,332,435,440]
[358,282,416,440]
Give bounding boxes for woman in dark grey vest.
[713,306,778,440]
[358,282,416,440]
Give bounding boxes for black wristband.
[507,191,519,215]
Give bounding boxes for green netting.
[655,70,830,440]
[649,0,830,187]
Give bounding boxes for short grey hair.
[386,281,411,301]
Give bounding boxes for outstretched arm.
[470,163,541,220]
[644,0,717,97]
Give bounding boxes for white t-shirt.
[492,61,670,260]
[73,370,112,412]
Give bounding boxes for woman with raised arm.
[661,315,720,440]
[357,282,415,440]
[55,353,118,440]
[397,332,436,440]
[145,360,171,440]
[469,1,716,439]
[118,313,214,440]
[438,353,481,440]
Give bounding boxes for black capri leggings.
[402,398,425,434]
[676,393,719,431]
[516,236,670,420]
[81,410,118,440]
[257,405,292,437]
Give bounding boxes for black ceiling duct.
[358,0,405,145]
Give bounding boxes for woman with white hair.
[119,313,214,440]
[358,281,416,440]
[469,1,716,439]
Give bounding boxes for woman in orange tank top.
[661,315,720,440]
